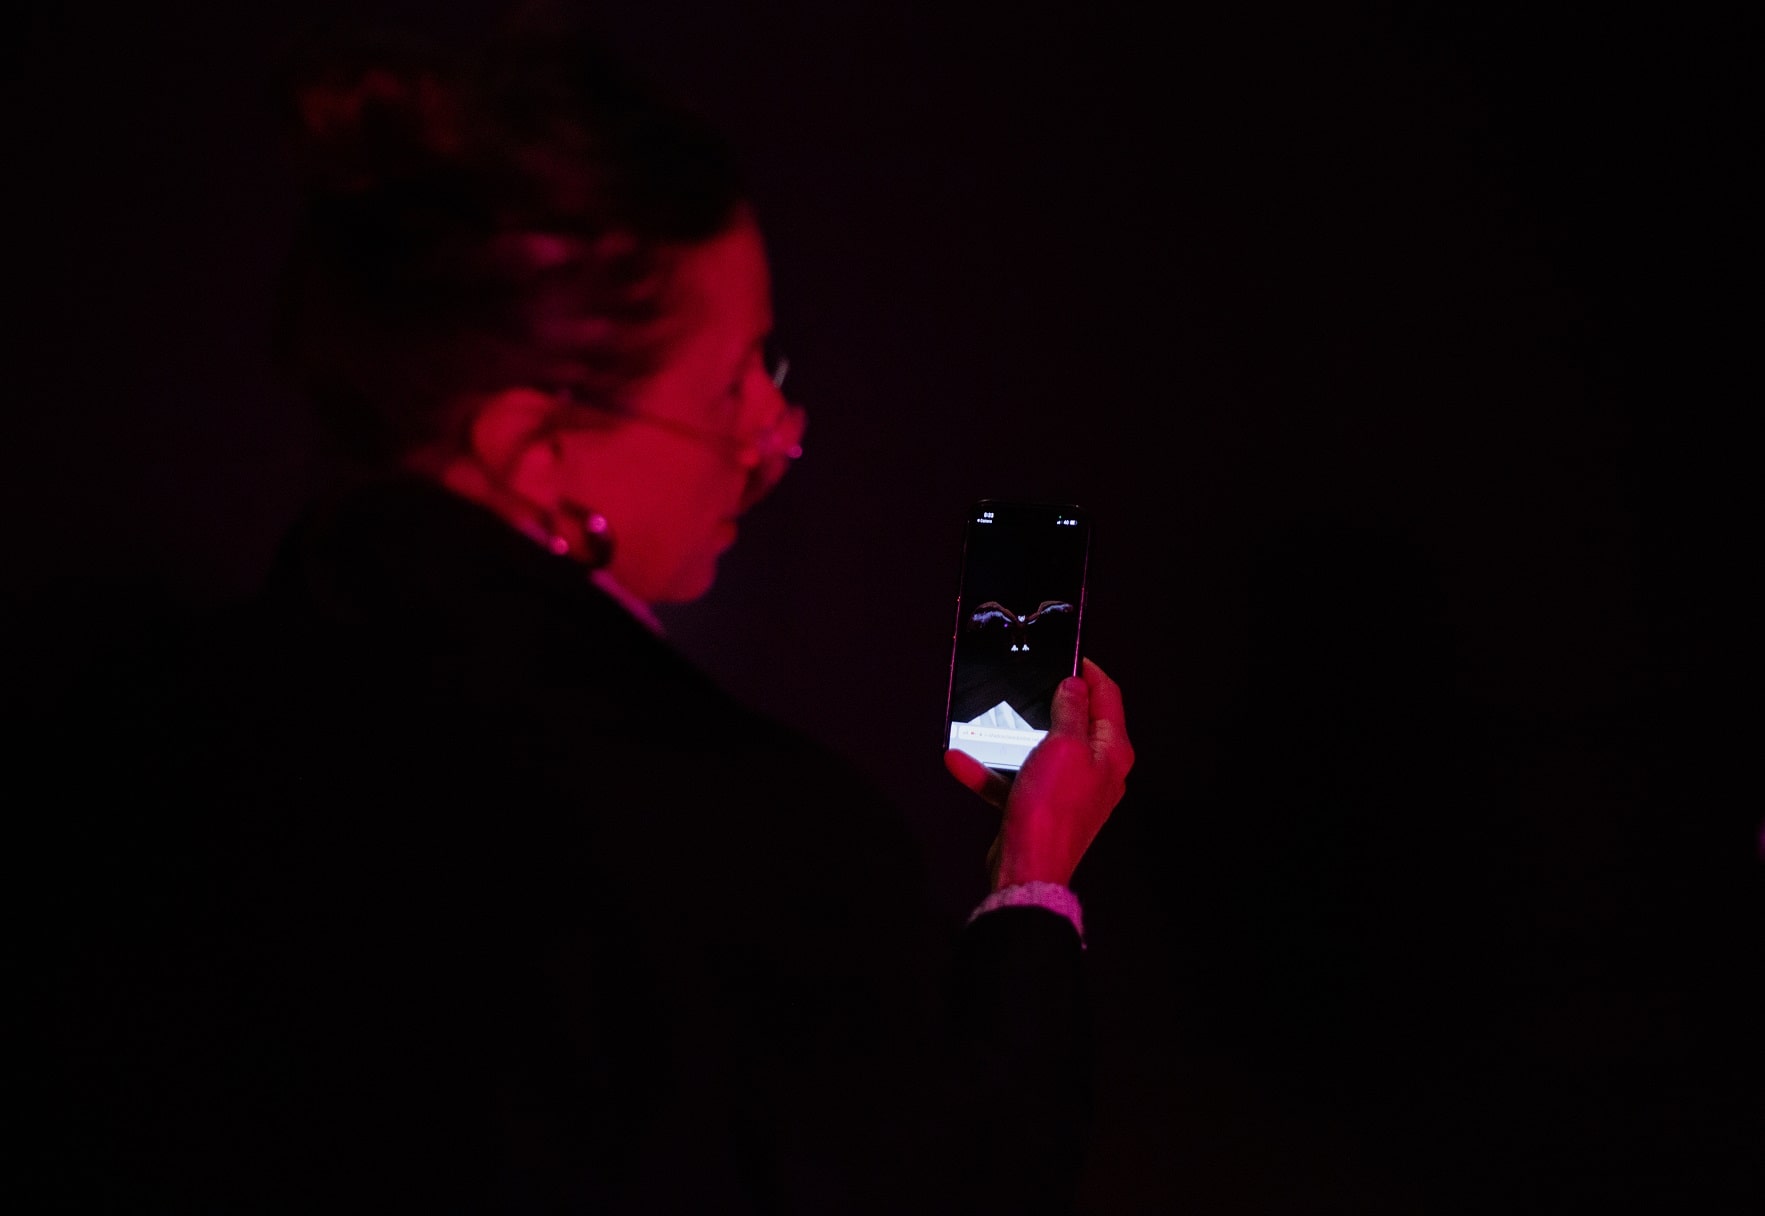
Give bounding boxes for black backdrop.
[5,2,1755,1211]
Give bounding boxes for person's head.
[273,16,801,604]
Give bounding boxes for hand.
[944,657,1134,890]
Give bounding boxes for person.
[22,12,1133,1214]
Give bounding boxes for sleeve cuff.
[967,881,1085,948]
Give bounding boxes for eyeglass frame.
[544,346,801,470]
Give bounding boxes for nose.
[738,402,804,512]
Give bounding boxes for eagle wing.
[967,600,1023,632]
[1022,599,1075,625]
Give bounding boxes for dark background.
[5,2,1755,1211]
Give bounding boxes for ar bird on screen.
[967,600,1075,653]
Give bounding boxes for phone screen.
[943,500,1091,774]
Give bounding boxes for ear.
[466,388,566,510]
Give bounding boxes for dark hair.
[271,13,747,462]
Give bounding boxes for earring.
[546,499,615,570]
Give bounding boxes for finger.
[1079,657,1127,734]
[944,747,1011,810]
[1076,658,1133,777]
[1044,672,1092,740]
[1079,657,1124,716]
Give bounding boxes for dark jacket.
[19,479,1089,1214]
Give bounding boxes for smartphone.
[943,500,1092,776]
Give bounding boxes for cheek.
[639,454,742,562]
[683,450,748,512]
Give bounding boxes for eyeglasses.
[549,344,804,508]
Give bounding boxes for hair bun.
[291,62,461,194]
